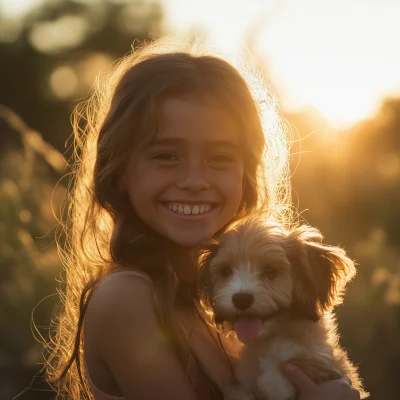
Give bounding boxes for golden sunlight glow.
[164,0,400,128]
[263,53,381,126]
[164,0,272,55]
[0,0,44,18]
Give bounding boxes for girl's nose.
[176,162,210,192]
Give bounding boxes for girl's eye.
[209,154,235,163]
[152,153,179,162]
[261,265,277,280]
[220,265,233,278]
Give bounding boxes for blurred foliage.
[0,106,64,398]
[286,99,400,399]
[0,0,163,398]
[1,1,400,399]
[0,0,163,152]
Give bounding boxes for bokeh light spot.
[49,66,78,100]
[120,2,154,35]
[19,209,32,224]
[371,267,390,286]
[28,15,89,54]
[79,53,113,91]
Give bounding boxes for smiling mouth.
[164,202,216,216]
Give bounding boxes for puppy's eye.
[220,265,233,278]
[261,265,277,279]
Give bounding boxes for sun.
[164,0,400,128]
[265,53,380,128]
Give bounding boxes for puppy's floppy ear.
[286,226,356,321]
[196,239,220,315]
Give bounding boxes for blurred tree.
[0,0,163,152]
[0,1,164,398]
[286,98,400,246]
[0,106,64,398]
[344,98,400,245]
[286,98,400,399]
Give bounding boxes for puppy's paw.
[224,384,255,400]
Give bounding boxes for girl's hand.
[284,364,361,400]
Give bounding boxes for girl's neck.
[165,242,197,284]
[163,241,200,310]
[133,217,198,283]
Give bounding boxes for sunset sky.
[2,0,400,127]
[164,0,400,127]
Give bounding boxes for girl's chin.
[168,236,209,248]
[165,229,215,248]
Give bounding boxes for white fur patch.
[253,339,302,400]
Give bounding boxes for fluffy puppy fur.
[198,218,368,400]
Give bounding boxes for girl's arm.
[85,273,197,400]
[284,364,361,400]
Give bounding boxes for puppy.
[198,218,368,400]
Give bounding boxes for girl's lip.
[163,200,217,205]
[160,203,219,220]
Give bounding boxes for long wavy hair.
[43,36,292,399]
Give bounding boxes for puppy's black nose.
[232,293,254,310]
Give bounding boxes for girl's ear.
[285,226,356,321]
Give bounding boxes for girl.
[45,37,360,400]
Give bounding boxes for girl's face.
[122,97,244,247]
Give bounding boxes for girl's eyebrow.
[149,137,240,150]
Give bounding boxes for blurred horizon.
[2,0,400,128]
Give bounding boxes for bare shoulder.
[85,271,196,400]
[87,271,155,319]
[85,271,158,360]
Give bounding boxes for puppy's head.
[198,218,356,337]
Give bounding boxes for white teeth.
[192,205,199,214]
[166,203,213,215]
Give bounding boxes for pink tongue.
[233,316,262,339]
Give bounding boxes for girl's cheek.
[222,166,244,189]
[224,175,244,205]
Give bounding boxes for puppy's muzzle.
[232,292,254,310]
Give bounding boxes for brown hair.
[43,36,292,399]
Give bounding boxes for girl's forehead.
[156,97,241,145]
